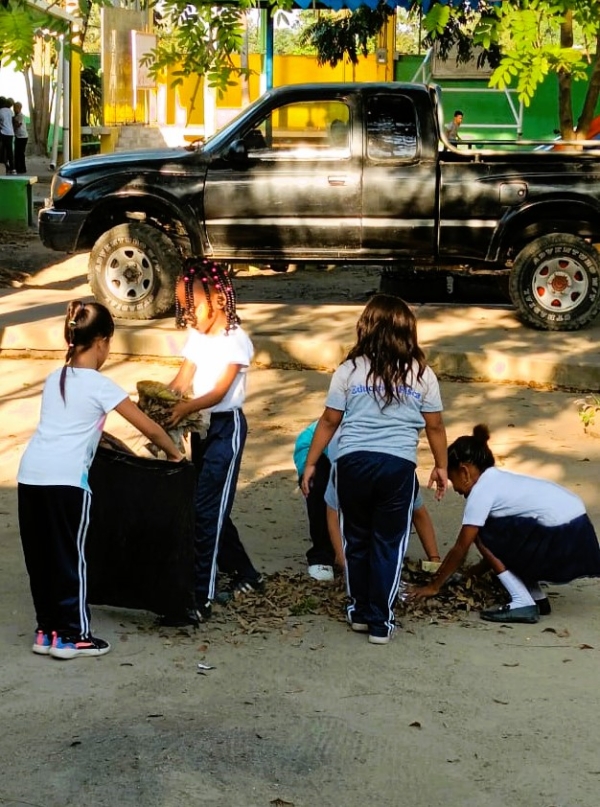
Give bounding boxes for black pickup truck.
[39,82,600,330]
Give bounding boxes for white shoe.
[368,634,391,645]
[307,564,334,582]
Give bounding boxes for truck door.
[361,93,437,257]
[203,97,361,261]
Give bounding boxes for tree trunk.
[557,11,575,140]
[29,37,54,156]
[576,34,600,138]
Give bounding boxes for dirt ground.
[1,236,600,807]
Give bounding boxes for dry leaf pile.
[213,563,506,635]
[136,380,209,454]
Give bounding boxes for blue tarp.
[294,0,437,10]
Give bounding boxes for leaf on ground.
[207,564,507,637]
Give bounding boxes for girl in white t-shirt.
[17,301,185,660]
[167,259,262,624]
[301,294,448,645]
[411,424,600,623]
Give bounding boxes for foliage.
[396,8,424,56]
[271,11,319,57]
[80,64,101,125]
[576,394,600,428]
[421,0,600,137]
[0,1,68,71]
[299,2,394,67]
[146,0,294,96]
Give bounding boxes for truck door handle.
[328,175,347,186]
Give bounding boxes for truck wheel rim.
[531,256,589,313]
[105,246,154,303]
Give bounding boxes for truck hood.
[58,146,204,178]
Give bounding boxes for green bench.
[0,176,38,229]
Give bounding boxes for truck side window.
[242,100,351,157]
[366,96,417,160]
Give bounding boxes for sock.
[497,570,536,609]
[527,582,546,602]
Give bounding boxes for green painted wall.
[394,53,597,143]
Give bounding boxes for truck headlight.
[51,175,74,201]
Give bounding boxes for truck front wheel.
[509,233,600,331]
[88,223,181,320]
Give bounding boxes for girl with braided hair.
[168,258,263,623]
[17,300,185,659]
[410,424,600,623]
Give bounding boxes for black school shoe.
[159,602,212,627]
[215,574,265,604]
[480,604,540,624]
[536,597,552,616]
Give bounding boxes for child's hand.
[300,464,316,497]
[168,400,191,427]
[428,467,448,500]
[407,582,441,601]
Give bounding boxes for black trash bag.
[86,445,197,618]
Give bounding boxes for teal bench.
[0,176,38,229]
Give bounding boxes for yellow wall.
[165,17,395,127]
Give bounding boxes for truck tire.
[509,234,600,331]
[88,223,181,320]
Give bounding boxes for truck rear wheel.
[88,223,181,320]
[509,234,600,331]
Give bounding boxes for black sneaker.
[159,601,212,627]
[232,574,265,596]
[195,602,212,622]
[215,574,265,604]
[49,633,111,660]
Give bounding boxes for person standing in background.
[12,101,28,174]
[0,97,16,174]
[444,110,463,143]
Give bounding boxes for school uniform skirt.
[478,513,600,583]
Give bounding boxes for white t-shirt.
[18,367,128,492]
[325,356,443,464]
[181,325,254,413]
[463,467,586,528]
[13,112,27,139]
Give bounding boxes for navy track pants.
[192,410,256,604]
[337,451,415,638]
[18,483,92,639]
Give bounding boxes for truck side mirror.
[226,139,248,163]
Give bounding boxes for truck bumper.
[38,207,87,253]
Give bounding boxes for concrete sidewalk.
[1,250,600,391]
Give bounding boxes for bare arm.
[168,364,242,426]
[423,410,448,500]
[115,397,185,462]
[410,524,479,599]
[326,505,345,569]
[168,359,196,395]
[300,407,343,497]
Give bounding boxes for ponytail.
[447,423,495,473]
[59,300,115,401]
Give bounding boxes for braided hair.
[175,257,240,333]
[447,424,496,473]
[59,300,115,401]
